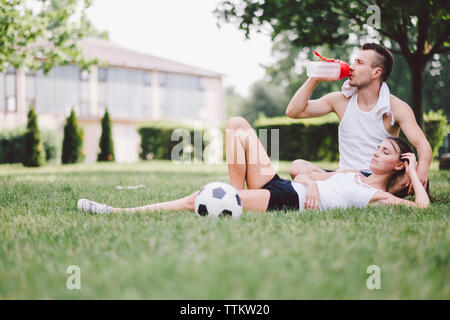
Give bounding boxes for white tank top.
[291,172,382,211]
[338,83,394,173]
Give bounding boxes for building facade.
[0,38,225,163]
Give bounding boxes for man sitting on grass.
[286,43,432,195]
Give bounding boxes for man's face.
[349,50,382,88]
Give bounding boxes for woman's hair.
[385,136,436,202]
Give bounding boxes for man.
[286,43,431,193]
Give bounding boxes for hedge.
[138,121,205,161]
[423,110,448,158]
[0,127,61,164]
[254,115,339,161]
[137,109,447,163]
[255,110,448,161]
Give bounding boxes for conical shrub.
[23,106,46,167]
[97,109,115,161]
[62,109,83,164]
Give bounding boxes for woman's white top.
[291,172,383,212]
[338,81,395,173]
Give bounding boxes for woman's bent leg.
[226,117,276,190]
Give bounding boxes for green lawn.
[0,160,449,299]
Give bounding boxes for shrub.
[41,129,62,164]
[23,106,46,167]
[255,114,340,161]
[255,110,448,161]
[62,109,84,164]
[0,127,26,164]
[424,110,447,159]
[136,110,447,163]
[138,122,205,161]
[98,109,115,162]
[0,127,60,164]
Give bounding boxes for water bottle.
[306,51,351,80]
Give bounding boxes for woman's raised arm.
[370,153,430,208]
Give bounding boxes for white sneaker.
[77,198,113,214]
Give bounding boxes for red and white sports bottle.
[306,50,351,80]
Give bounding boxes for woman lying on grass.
[78,117,430,215]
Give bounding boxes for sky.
[86,0,274,96]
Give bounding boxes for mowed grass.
[0,160,449,299]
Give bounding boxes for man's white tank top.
[291,172,382,211]
[338,82,394,173]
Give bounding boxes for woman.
[78,117,430,214]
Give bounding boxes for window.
[98,67,108,116]
[5,67,16,112]
[98,67,108,82]
[159,72,168,87]
[26,71,36,109]
[159,73,205,119]
[107,68,147,119]
[143,72,152,118]
[198,77,206,91]
[79,69,90,116]
[35,65,79,114]
[144,72,152,86]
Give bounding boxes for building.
[0,38,225,163]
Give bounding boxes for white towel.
[341,79,359,98]
[341,80,394,126]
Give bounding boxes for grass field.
[0,160,449,299]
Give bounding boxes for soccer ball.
[194,182,243,218]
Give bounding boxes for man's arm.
[394,100,432,190]
[285,78,338,119]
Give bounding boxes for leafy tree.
[240,80,291,124]
[389,51,449,120]
[263,34,449,119]
[97,109,115,162]
[62,109,83,164]
[23,106,45,167]
[264,35,354,100]
[0,0,106,73]
[215,0,450,128]
[225,86,246,119]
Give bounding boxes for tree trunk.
[409,57,426,129]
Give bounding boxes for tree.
[263,35,354,100]
[0,0,105,74]
[240,80,291,124]
[263,35,449,118]
[23,106,45,167]
[215,0,450,128]
[62,109,83,164]
[97,109,115,162]
[225,86,246,119]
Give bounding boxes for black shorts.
[261,174,299,211]
[324,169,372,177]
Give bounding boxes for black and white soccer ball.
[194,182,243,218]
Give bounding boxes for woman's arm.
[370,153,430,208]
[292,174,321,209]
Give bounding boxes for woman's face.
[369,139,404,174]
